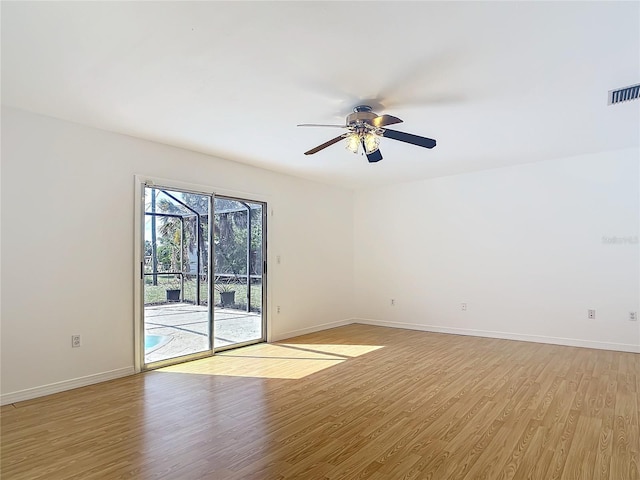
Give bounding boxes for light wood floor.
[1,324,638,479]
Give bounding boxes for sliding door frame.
[133,175,270,373]
[212,194,268,353]
[138,181,215,371]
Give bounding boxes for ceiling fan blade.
[361,141,383,163]
[304,135,345,155]
[366,149,383,163]
[382,128,437,149]
[297,123,348,128]
[371,114,403,128]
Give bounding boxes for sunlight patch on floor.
[278,343,384,357]
[156,342,384,379]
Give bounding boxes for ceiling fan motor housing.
[346,105,377,126]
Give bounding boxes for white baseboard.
[271,318,354,342]
[1,367,135,406]
[353,318,640,353]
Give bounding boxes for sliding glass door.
[213,197,265,350]
[142,187,213,366]
[141,185,266,369]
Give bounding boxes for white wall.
[2,106,638,404]
[354,148,639,352]
[1,107,354,402]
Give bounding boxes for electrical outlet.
[630,312,637,321]
[71,335,81,348]
[588,309,596,319]
[461,303,467,311]
[390,299,395,306]
[277,305,281,314]
[276,255,281,264]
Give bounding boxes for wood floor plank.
[1,324,638,479]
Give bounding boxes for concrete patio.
[144,303,263,364]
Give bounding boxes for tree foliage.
[146,189,263,283]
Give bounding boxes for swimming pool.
[145,334,170,351]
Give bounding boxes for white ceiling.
[2,1,639,189]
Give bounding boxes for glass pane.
[143,187,211,365]
[213,198,264,348]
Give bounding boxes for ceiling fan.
[298,105,436,163]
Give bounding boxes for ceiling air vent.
[608,83,640,105]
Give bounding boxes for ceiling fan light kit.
[362,132,381,154]
[298,105,436,163]
[345,133,362,154]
